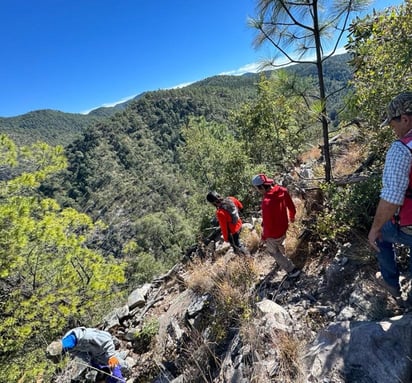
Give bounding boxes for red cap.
[251,174,274,186]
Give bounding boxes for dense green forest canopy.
[0,110,109,147]
[0,135,125,382]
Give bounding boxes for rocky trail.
[53,203,412,382]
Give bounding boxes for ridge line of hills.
[0,53,351,147]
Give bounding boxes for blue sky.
[0,0,404,117]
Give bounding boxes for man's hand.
[368,228,381,252]
[368,199,399,252]
[108,355,120,370]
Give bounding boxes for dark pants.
[229,229,247,255]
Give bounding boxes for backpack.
[220,197,239,225]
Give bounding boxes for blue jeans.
[376,221,412,289]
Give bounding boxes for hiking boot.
[375,272,401,298]
[287,268,301,278]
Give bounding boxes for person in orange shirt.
[206,191,247,255]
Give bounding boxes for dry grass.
[285,196,306,254]
[241,226,261,254]
[176,328,221,383]
[185,255,261,346]
[239,322,270,382]
[185,257,224,294]
[333,141,367,177]
[186,255,259,297]
[240,322,305,383]
[274,332,305,383]
[299,145,321,163]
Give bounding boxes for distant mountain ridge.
[87,91,147,117]
[0,53,351,147]
[0,93,145,146]
[0,109,103,147]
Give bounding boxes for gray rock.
[256,299,293,331]
[127,283,151,310]
[303,314,412,382]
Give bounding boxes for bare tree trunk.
[313,0,332,182]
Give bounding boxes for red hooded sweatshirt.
[261,185,296,240]
[216,196,243,242]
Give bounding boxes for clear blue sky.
[0,0,403,117]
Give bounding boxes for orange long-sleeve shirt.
[216,196,243,242]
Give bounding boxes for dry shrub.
[241,226,261,254]
[215,279,244,317]
[333,141,366,177]
[186,256,259,336]
[185,258,217,293]
[299,145,321,163]
[286,197,305,254]
[240,323,305,383]
[177,328,219,382]
[274,331,304,383]
[225,257,259,290]
[186,255,259,296]
[239,321,270,382]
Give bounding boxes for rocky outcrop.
[304,314,412,383]
[54,229,412,383]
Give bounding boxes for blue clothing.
[62,333,77,350]
[108,365,124,383]
[376,221,412,291]
[381,141,411,205]
[91,361,124,383]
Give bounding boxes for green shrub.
[316,176,381,241]
[133,318,159,353]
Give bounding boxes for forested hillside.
[0,54,351,148]
[0,109,109,146]
[37,54,352,271]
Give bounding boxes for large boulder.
[303,313,412,382]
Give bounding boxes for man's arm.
[284,190,296,222]
[368,199,400,251]
[62,333,77,351]
[368,141,411,250]
[216,210,229,241]
[230,196,243,210]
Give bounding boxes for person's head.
[251,174,274,194]
[206,191,222,206]
[381,92,412,138]
[46,340,63,356]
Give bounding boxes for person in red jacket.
[252,174,300,277]
[206,191,247,255]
